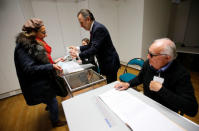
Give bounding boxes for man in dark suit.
[70,9,120,83]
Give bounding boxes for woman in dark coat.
[14,18,66,127]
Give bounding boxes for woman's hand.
[54,57,65,63]
[53,64,63,75]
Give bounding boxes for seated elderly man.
[115,38,198,117]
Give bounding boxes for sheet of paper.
[57,61,83,74]
[98,89,186,131]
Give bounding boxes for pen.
[105,118,112,128]
[125,123,133,131]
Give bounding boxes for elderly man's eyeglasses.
[148,51,167,58]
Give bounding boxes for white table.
[62,81,199,131]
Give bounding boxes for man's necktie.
[90,32,92,40]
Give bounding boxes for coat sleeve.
[128,61,146,87]
[79,27,107,59]
[157,73,198,117]
[80,44,90,52]
[81,56,94,64]
[15,47,54,76]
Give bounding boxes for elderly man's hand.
[149,81,162,92]
[114,82,130,91]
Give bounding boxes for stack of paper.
[98,89,185,131]
[57,61,83,74]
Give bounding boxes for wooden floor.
[0,66,199,131]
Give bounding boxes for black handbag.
[54,75,68,97]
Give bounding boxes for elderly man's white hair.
[153,38,177,60]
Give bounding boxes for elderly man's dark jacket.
[129,59,198,117]
[14,33,56,105]
[79,21,120,75]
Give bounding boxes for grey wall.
[0,0,25,95]
[117,0,144,62]
[142,0,171,59]
[184,0,199,46]
[31,0,81,59]
[168,0,199,47]
[168,0,191,44]
[88,0,119,53]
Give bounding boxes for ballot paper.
[98,89,186,131]
[57,61,83,74]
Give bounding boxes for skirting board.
[0,89,22,99]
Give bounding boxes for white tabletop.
[62,81,199,131]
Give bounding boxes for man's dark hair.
[82,38,90,44]
[77,9,95,21]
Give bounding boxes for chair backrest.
[123,58,144,74]
[127,58,144,67]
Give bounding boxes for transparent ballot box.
[63,69,106,97]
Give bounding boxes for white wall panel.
[75,0,118,48]
[18,0,35,20]
[118,0,144,62]
[78,0,90,40]
[0,0,24,94]
[88,0,119,51]
[31,0,66,59]
[56,0,81,48]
